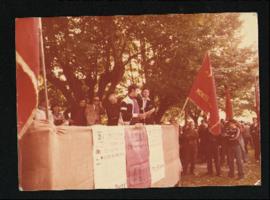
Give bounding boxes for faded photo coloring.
[16,13,260,191]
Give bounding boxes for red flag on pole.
[225,86,233,121]
[16,18,40,139]
[188,52,221,135]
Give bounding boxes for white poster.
[92,125,127,189]
[145,125,165,184]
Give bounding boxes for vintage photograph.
[16,13,260,191]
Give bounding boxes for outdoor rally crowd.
[35,84,260,181]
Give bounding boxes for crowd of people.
[178,118,260,180]
[35,84,156,127]
[35,84,260,181]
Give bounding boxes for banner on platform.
[145,125,165,184]
[125,126,151,188]
[92,125,127,189]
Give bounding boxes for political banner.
[125,126,151,188]
[92,125,127,189]
[145,125,165,184]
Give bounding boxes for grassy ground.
[179,148,261,187]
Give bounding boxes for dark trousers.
[198,141,207,163]
[220,143,228,166]
[206,145,220,175]
[227,144,244,177]
[182,144,197,174]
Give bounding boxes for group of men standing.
[179,117,260,180]
[35,84,156,127]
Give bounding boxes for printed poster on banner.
[92,125,127,189]
[125,126,151,188]
[145,125,165,184]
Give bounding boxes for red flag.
[16,18,40,139]
[225,86,233,121]
[188,52,221,135]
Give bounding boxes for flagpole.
[38,17,49,120]
[179,98,189,118]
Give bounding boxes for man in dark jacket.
[104,93,121,126]
[66,98,87,126]
[198,119,208,163]
[181,121,199,175]
[205,125,221,176]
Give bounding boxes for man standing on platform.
[120,84,145,125]
[137,87,156,124]
[85,96,105,125]
[70,98,88,126]
[104,93,121,126]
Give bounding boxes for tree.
[42,14,258,122]
[42,16,139,108]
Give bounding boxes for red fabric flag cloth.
[16,18,40,139]
[188,52,221,135]
[225,87,233,121]
[125,126,151,188]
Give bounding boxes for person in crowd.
[104,93,122,126]
[70,98,88,126]
[198,119,209,163]
[224,119,244,179]
[137,87,156,124]
[250,117,260,162]
[205,124,221,176]
[238,121,248,163]
[181,121,199,175]
[120,84,146,125]
[219,119,229,166]
[85,96,105,125]
[243,122,253,154]
[34,93,53,123]
[51,103,66,125]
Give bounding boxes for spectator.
[242,122,253,154]
[137,87,156,124]
[85,96,105,125]
[205,125,221,176]
[120,84,145,125]
[71,98,87,126]
[238,122,248,163]
[219,119,228,166]
[224,119,244,179]
[104,93,121,126]
[34,93,53,123]
[198,119,208,163]
[181,121,199,175]
[250,117,260,162]
[51,104,66,126]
